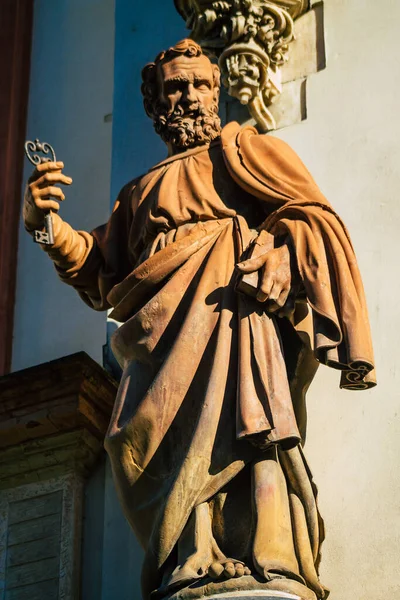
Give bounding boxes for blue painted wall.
[110,0,187,202]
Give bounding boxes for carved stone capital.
[174,0,310,131]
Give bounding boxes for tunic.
[49,123,375,600]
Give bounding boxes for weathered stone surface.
[1,488,62,598]
[224,77,306,131]
[0,352,117,489]
[8,489,61,524]
[0,476,83,600]
[174,592,300,599]
[7,512,61,547]
[6,535,60,568]
[6,556,60,590]
[0,352,117,599]
[4,578,59,600]
[164,575,313,600]
[270,78,307,129]
[0,429,102,489]
[281,5,326,83]
[223,5,325,131]
[0,351,117,450]
[201,596,298,599]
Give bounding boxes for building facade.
[1,1,399,599]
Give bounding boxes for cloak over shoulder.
[222,122,376,390]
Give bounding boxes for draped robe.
[55,123,375,600]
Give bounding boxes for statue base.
[180,593,301,600]
[162,575,317,600]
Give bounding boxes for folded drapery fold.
[222,122,376,389]
[38,122,374,599]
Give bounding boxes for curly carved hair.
[141,39,221,120]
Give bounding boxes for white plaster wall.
[273,1,400,597]
[12,0,115,371]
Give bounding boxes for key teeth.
[34,230,51,245]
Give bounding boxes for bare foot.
[208,559,251,580]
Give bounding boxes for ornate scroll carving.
[174,0,309,131]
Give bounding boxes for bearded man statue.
[23,39,375,600]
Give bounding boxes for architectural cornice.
[174,0,309,22]
[0,352,117,489]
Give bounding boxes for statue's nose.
[182,83,197,104]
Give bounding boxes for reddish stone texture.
[0,0,33,374]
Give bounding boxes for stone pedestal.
[0,352,117,600]
[204,593,300,600]
[165,575,315,600]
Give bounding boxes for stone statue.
[23,39,376,600]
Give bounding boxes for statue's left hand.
[236,239,296,316]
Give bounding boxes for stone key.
[24,138,57,245]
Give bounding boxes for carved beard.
[153,101,222,150]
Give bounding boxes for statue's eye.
[195,81,211,91]
[164,81,182,95]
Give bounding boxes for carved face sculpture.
[158,53,216,115]
[156,54,221,153]
[142,40,222,154]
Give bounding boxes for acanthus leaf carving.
[174,0,309,131]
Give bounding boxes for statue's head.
[141,39,221,154]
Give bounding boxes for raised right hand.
[23,161,72,231]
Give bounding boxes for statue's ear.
[141,62,158,119]
[212,64,221,102]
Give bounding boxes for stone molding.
[200,594,300,599]
[0,351,117,489]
